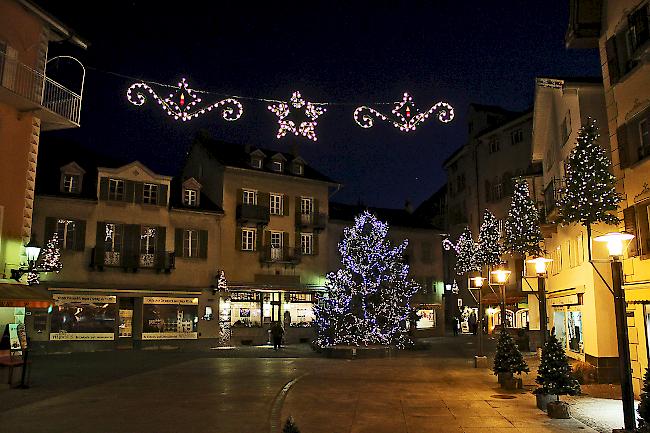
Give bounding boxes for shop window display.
[230,291,262,327]
[553,310,567,349]
[567,310,583,353]
[416,308,436,329]
[141,297,198,340]
[50,295,117,341]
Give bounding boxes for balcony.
[0,51,83,131]
[296,212,327,230]
[91,248,175,272]
[237,203,270,225]
[260,246,300,265]
[565,0,602,49]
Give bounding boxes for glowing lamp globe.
[527,257,553,275]
[25,238,41,264]
[470,276,486,289]
[594,232,635,258]
[491,269,511,284]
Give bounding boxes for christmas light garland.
[267,91,326,141]
[354,93,454,131]
[126,78,243,122]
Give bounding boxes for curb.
[269,373,307,433]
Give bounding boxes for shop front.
[549,293,584,359]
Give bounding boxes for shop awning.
[0,283,52,308]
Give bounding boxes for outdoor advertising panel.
[141,297,199,340]
[50,295,117,341]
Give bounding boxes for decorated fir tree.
[638,368,650,431]
[476,210,503,268]
[504,178,544,257]
[493,329,529,375]
[283,416,300,433]
[534,334,580,397]
[313,211,420,348]
[443,226,480,275]
[26,232,63,285]
[557,118,621,258]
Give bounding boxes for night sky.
[38,1,600,209]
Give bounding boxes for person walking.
[452,315,459,336]
[271,321,284,350]
[469,311,477,335]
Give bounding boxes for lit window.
[183,229,199,258]
[56,219,76,250]
[63,174,79,193]
[301,233,313,255]
[143,183,158,204]
[251,158,262,169]
[300,197,313,215]
[270,194,283,215]
[108,179,125,201]
[184,189,197,206]
[243,190,257,205]
[272,161,283,172]
[293,164,304,175]
[242,228,256,251]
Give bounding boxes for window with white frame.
[489,136,500,153]
[270,231,283,260]
[184,189,197,206]
[63,174,80,193]
[640,119,650,157]
[56,219,76,250]
[140,226,157,255]
[143,183,158,204]
[510,129,523,145]
[104,223,123,265]
[251,158,262,169]
[272,161,283,172]
[243,190,257,205]
[242,228,256,251]
[183,229,199,258]
[108,178,125,201]
[293,163,304,175]
[270,194,283,215]
[301,233,313,255]
[300,197,313,215]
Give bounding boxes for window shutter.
[630,5,649,49]
[485,181,491,203]
[199,230,208,259]
[156,226,166,253]
[175,228,184,257]
[295,196,301,218]
[74,219,86,251]
[264,230,270,249]
[124,181,135,203]
[99,177,109,201]
[295,231,301,251]
[605,35,620,86]
[514,258,524,290]
[618,125,629,168]
[313,198,320,215]
[282,232,289,252]
[44,217,57,242]
[313,232,319,255]
[282,194,289,216]
[123,224,140,268]
[134,182,143,204]
[259,192,270,210]
[623,207,639,257]
[95,221,106,266]
[236,189,243,205]
[159,184,168,207]
[236,226,243,251]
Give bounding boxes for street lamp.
[491,267,511,332]
[527,257,553,346]
[594,232,635,431]
[11,237,42,281]
[469,276,487,367]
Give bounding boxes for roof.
[19,0,88,49]
[442,145,467,168]
[329,202,441,230]
[169,177,223,214]
[414,184,447,220]
[475,107,533,138]
[469,103,518,115]
[536,76,603,85]
[195,138,339,185]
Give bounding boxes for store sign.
[550,294,580,306]
[50,294,117,341]
[143,297,198,305]
[50,332,114,341]
[53,294,117,304]
[142,332,198,340]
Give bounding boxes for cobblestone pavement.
[0,337,606,432]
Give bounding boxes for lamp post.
[527,257,553,346]
[470,276,487,367]
[491,268,511,332]
[11,238,42,281]
[595,232,635,432]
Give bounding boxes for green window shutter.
[605,35,620,86]
[156,226,167,253]
[134,182,144,204]
[74,219,86,251]
[618,125,629,169]
[313,198,319,215]
[95,221,106,266]
[295,231,301,250]
[159,184,168,207]
[259,192,270,213]
[199,230,208,259]
[236,226,243,251]
[623,207,639,257]
[282,194,289,216]
[282,232,289,251]
[263,230,270,251]
[175,228,184,257]
[123,224,140,268]
[236,188,243,205]
[44,217,57,243]
[125,181,135,203]
[99,177,109,201]
[313,232,319,255]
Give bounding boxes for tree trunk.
[586,223,592,261]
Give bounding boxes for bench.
[0,354,29,386]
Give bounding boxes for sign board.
[50,294,117,341]
[143,297,198,305]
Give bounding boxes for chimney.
[290,143,300,158]
[405,200,413,214]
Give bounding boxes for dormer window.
[63,174,80,193]
[251,158,262,169]
[290,157,306,175]
[59,162,85,194]
[272,161,283,172]
[184,188,198,206]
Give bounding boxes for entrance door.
[118,297,134,348]
[270,232,283,261]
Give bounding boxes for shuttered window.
[108,178,125,201]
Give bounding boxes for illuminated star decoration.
[267,91,326,141]
[354,93,454,132]
[126,78,243,122]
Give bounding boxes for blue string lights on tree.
[313,211,420,348]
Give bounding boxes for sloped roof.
[169,177,222,214]
[329,202,440,230]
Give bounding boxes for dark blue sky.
[40,1,600,208]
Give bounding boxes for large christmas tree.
[493,329,529,375]
[504,178,544,257]
[534,334,580,397]
[313,211,420,348]
[26,232,63,285]
[476,210,503,268]
[557,118,620,257]
[443,227,480,275]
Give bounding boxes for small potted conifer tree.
[534,334,580,416]
[493,329,529,389]
[283,416,300,433]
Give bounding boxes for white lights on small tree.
[127,78,243,122]
[267,91,326,141]
[27,233,64,285]
[504,179,544,257]
[354,93,454,132]
[216,270,231,345]
[476,210,503,268]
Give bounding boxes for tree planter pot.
[547,400,571,419]
[497,372,513,385]
[503,377,523,390]
[535,393,557,411]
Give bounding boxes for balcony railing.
[543,178,565,223]
[237,203,270,225]
[91,248,175,272]
[260,246,300,265]
[297,212,327,230]
[0,51,82,129]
